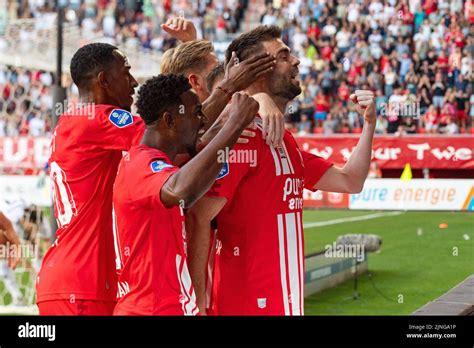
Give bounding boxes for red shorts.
[37,300,116,316]
[457,110,467,120]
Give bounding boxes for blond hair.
[160,40,214,76]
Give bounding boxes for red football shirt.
[36,105,144,304]
[206,118,332,315]
[113,145,199,316]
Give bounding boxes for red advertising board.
[1,136,473,171]
[295,135,474,169]
[303,189,349,209]
[0,137,50,169]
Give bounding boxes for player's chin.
[127,98,134,109]
[287,82,302,98]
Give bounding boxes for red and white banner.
[303,189,349,209]
[295,135,474,169]
[0,137,50,169]
[0,136,473,170]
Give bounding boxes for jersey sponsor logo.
[108,109,134,128]
[116,281,130,298]
[283,177,304,210]
[150,160,173,172]
[216,162,229,180]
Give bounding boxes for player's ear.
[97,71,109,89]
[188,74,201,91]
[162,111,176,130]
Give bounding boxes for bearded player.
[186,26,377,315]
[112,75,258,315]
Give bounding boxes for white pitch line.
[303,211,404,229]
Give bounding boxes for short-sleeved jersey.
[36,105,144,304]
[112,145,198,316]
[206,118,332,315]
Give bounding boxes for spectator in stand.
[432,73,446,109]
[455,89,468,130]
[298,113,312,135]
[323,113,338,134]
[367,161,382,178]
[314,91,330,128]
[440,117,459,134]
[424,105,439,134]
[397,116,417,135]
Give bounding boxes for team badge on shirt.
[150,160,173,172]
[109,109,134,128]
[216,162,229,180]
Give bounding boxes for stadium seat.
[340,126,350,133]
[314,127,324,134]
[352,127,362,134]
[417,128,427,134]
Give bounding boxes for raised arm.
[161,93,259,208]
[314,90,376,193]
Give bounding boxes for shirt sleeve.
[91,106,145,151]
[137,157,178,208]
[302,150,333,191]
[205,143,253,207]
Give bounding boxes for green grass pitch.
[303,210,473,315]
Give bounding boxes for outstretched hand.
[161,17,197,42]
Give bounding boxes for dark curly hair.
[225,25,281,64]
[70,43,118,89]
[136,74,192,125]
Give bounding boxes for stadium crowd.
[0,0,473,136]
[268,0,474,135]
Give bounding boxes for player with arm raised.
[186,26,376,315]
[112,75,258,315]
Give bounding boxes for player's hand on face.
[0,229,21,270]
[220,51,276,95]
[251,92,284,147]
[350,90,376,125]
[228,93,260,129]
[161,17,197,42]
